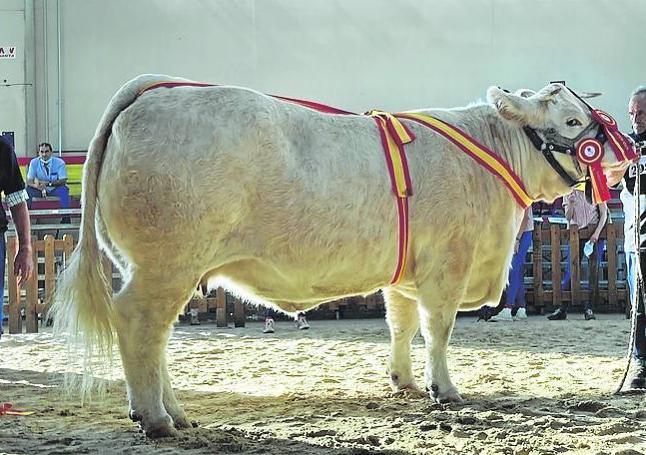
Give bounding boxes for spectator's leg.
[50,185,70,209]
[0,234,5,335]
[559,244,571,312]
[628,251,637,306]
[493,237,527,322]
[262,307,277,333]
[505,253,522,309]
[588,240,600,312]
[598,239,607,264]
[295,311,310,329]
[514,231,532,308]
[50,186,71,222]
[634,253,646,362]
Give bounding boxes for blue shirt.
[27,156,68,184]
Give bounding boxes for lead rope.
[614,158,642,394]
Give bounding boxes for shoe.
[262,318,275,334]
[513,307,528,321]
[547,308,567,320]
[295,313,310,330]
[476,306,496,321]
[189,308,201,326]
[489,307,513,322]
[584,309,596,321]
[628,359,646,390]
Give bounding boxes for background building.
[1,0,645,157]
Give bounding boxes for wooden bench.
[4,207,81,236]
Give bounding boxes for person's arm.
[2,143,34,285]
[9,201,33,285]
[590,203,608,243]
[25,161,45,190]
[49,176,68,187]
[563,195,574,222]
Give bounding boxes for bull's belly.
[458,259,510,310]
[211,258,386,313]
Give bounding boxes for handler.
[619,86,646,389]
[0,137,34,338]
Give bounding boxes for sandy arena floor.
[1,314,645,454]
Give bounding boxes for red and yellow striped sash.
[366,111,415,285]
[396,112,533,209]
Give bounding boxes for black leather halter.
[522,125,581,187]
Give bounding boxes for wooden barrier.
[187,287,246,327]
[5,234,246,332]
[528,221,628,312]
[5,234,74,334]
[325,293,385,314]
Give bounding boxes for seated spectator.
[25,142,70,211]
[547,189,607,321]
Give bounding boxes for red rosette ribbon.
[577,138,610,203]
[591,109,638,162]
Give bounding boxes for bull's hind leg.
[112,274,195,437]
[383,288,424,396]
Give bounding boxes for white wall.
[0,0,27,155]
[21,0,646,154]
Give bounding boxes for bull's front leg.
[418,302,462,403]
[383,288,425,397]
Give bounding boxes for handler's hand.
[14,246,34,286]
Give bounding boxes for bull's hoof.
[142,415,178,439]
[172,413,193,430]
[129,409,143,422]
[144,423,179,439]
[392,384,428,399]
[429,383,463,404]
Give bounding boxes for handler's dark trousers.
[627,251,646,361]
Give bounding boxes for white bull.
[52,75,629,437]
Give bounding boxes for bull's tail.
[50,74,192,388]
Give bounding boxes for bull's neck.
[442,104,556,203]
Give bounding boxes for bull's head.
[487,83,634,202]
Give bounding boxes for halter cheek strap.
[522,126,583,188]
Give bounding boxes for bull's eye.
[566,118,582,127]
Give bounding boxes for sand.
[1,314,645,454]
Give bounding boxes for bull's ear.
[514,89,535,99]
[534,84,563,102]
[487,86,535,124]
[579,91,602,99]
